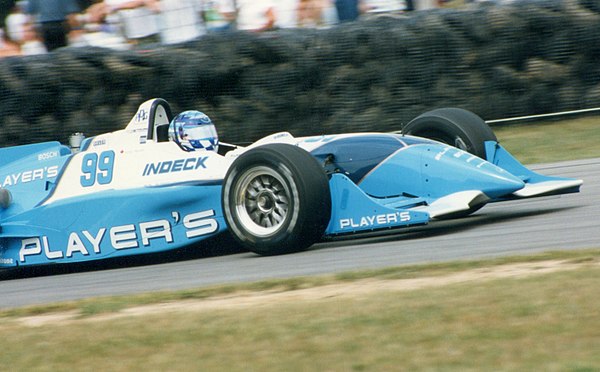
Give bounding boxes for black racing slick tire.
[222,144,331,256]
[403,108,497,160]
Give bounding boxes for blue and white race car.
[0,98,582,268]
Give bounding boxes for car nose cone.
[420,145,525,200]
[358,144,525,200]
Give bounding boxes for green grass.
[493,115,600,163]
[2,249,598,319]
[1,252,599,371]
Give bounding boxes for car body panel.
[325,173,430,234]
[0,99,583,268]
[1,185,225,266]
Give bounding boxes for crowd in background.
[0,0,445,58]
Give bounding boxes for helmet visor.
[182,124,218,142]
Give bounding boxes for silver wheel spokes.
[246,176,289,227]
[235,167,291,237]
[431,135,468,152]
[453,137,468,152]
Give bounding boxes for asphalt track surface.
[1,158,598,309]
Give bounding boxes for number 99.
[80,151,115,187]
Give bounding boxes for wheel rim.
[233,166,291,237]
[450,136,468,152]
[423,132,469,152]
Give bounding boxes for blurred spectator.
[320,0,340,27]
[25,0,81,51]
[5,1,47,55]
[236,0,276,32]
[202,0,236,32]
[362,0,406,13]
[413,0,438,10]
[275,0,298,29]
[159,0,205,44]
[102,0,161,46]
[16,21,47,55]
[5,1,28,44]
[335,0,360,22]
[297,0,328,28]
[0,28,21,57]
[70,0,130,50]
[82,0,108,23]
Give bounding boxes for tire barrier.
[1,0,599,147]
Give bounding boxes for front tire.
[403,108,497,160]
[222,144,331,255]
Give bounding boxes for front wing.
[324,142,582,235]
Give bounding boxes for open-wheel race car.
[0,98,582,268]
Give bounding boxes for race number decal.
[80,151,115,187]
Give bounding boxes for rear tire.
[403,108,496,160]
[222,144,331,255]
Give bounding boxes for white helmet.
[169,110,218,151]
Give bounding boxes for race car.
[0,98,582,268]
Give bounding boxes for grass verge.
[0,249,599,371]
[1,249,598,319]
[492,115,600,163]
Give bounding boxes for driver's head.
[169,110,218,151]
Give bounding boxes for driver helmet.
[169,110,218,151]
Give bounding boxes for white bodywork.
[44,98,583,215]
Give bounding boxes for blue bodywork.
[0,131,582,268]
[0,142,227,268]
[1,186,225,267]
[307,134,581,234]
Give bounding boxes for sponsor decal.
[435,146,487,168]
[273,133,291,140]
[1,165,59,187]
[93,139,106,147]
[18,209,219,263]
[303,135,337,143]
[142,156,208,176]
[81,151,115,187]
[135,108,148,122]
[339,211,411,230]
[38,151,59,161]
[434,147,451,161]
[0,240,14,265]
